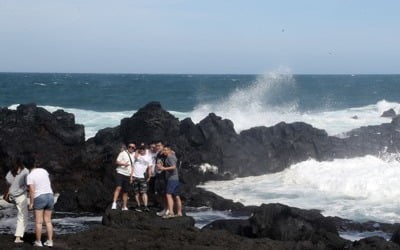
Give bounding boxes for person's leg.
[122,192,128,208]
[135,192,140,207]
[166,194,174,216]
[142,193,148,207]
[34,210,44,242]
[14,194,28,240]
[175,195,182,216]
[113,186,122,202]
[44,210,53,241]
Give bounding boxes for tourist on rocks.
[112,143,136,210]
[25,155,54,247]
[130,145,152,212]
[157,146,182,218]
[5,157,29,244]
[154,141,169,216]
[147,142,158,195]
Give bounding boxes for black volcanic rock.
[120,102,182,145]
[351,236,400,249]
[248,203,347,248]
[382,108,397,118]
[102,207,195,230]
[391,226,400,245]
[0,104,85,191]
[203,219,254,237]
[4,102,400,215]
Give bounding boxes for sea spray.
[200,155,400,223]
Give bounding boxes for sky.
[0,0,399,74]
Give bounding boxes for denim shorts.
[166,180,180,196]
[33,193,54,210]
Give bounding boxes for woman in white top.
[5,158,29,243]
[25,156,54,247]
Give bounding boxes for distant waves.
[9,99,400,140]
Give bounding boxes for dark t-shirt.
[165,154,178,181]
[155,152,166,175]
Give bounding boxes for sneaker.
[156,209,169,216]
[44,240,53,247]
[14,238,24,243]
[122,207,128,211]
[33,240,43,247]
[111,202,117,210]
[135,206,142,212]
[143,206,150,212]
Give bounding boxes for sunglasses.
[128,146,135,149]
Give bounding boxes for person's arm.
[116,152,129,167]
[148,165,153,177]
[158,157,177,171]
[130,164,135,184]
[146,165,152,182]
[28,184,35,210]
[5,172,12,199]
[159,164,176,171]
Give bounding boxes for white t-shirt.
[133,153,151,178]
[26,168,53,198]
[148,150,158,177]
[116,150,134,176]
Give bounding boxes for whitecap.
[200,155,400,223]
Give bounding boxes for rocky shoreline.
[1,102,400,249]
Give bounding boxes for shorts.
[154,173,166,195]
[166,180,180,196]
[115,173,131,193]
[133,178,147,194]
[34,193,54,210]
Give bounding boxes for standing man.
[112,143,135,210]
[158,145,182,218]
[154,141,168,216]
[130,145,152,212]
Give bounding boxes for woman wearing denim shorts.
[25,156,54,247]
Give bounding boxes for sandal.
[162,214,176,219]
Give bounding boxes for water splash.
[200,155,400,223]
[191,70,299,132]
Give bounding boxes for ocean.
[1,72,400,239]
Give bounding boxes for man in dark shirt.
[154,141,168,216]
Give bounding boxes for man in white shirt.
[130,145,152,212]
[112,143,136,210]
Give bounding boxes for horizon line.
[1,71,400,76]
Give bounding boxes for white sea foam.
[33,82,46,86]
[197,163,219,174]
[190,71,400,136]
[185,207,249,228]
[8,71,400,139]
[199,155,400,223]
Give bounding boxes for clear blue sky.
[0,0,399,74]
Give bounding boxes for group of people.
[111,141,182,218]
[4,155,54,247]
[2,140,181,247]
